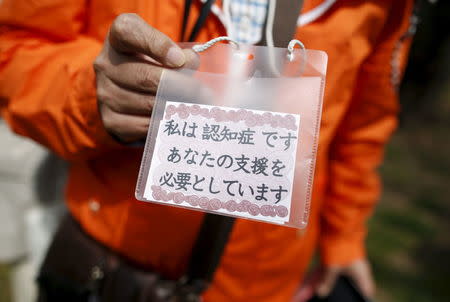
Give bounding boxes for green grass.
[368,120,450,302]
[0,263,12,302]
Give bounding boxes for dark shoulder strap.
[181,0,193,41]
[272,0,304,47]
[259,0,304,47]
[183,215,235,292]
[182,0,216,42]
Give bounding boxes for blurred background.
[0,1,449,301]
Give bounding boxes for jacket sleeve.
[319,0,415,266]
[0,0,122,161]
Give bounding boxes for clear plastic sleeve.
[136,43,327,228]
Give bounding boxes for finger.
[95,46,200,94]
[316,267,340,298]
[292,287,314,302]
[98,49,163,93]
[97,73,154,115]
[100,105,150,142]
[109,13,185,67]
[345,260,376,298]
[182,48,200,70]
[136,48,200,69]
[291,269,323,302]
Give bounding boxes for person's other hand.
[94,13,196,142]
[291,259,376,302]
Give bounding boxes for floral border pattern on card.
[151,186,289,218]
[165,104,297,131]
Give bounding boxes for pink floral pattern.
[151,186,289,218]
[165,104,297,131]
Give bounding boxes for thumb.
[316,266,341,298]
[291,269,322,302]
[345,259,376,298]
[182,48,200,70]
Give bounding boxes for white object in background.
[11,259,38,302]
[0,119,68,302]
[0,120,48,262]
[0,191,26,262]
[11,204,66,302]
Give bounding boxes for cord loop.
[192,37,307,76]
[192,36,239,52]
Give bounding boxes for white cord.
[265,0,276,48]
[222,0,233,39]
[192,36,307,76]
[192,36,240,52]
[287,39,306,62]
[297,0,336,27]
[287,39,307,76]
[193,1,306,76]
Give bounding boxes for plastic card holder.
[136,42,327,229]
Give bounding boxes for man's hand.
[94,13,195,142]
[292,259,376,302]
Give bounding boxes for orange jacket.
[0,0,413,301]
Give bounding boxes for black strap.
[258,0,304,47]
[183,214,235,292]
[181,0,193,41]
[181,0,216,42]
[272,0,304,47]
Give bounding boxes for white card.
[143,102,300,224]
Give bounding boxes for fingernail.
[167,47,185,67]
